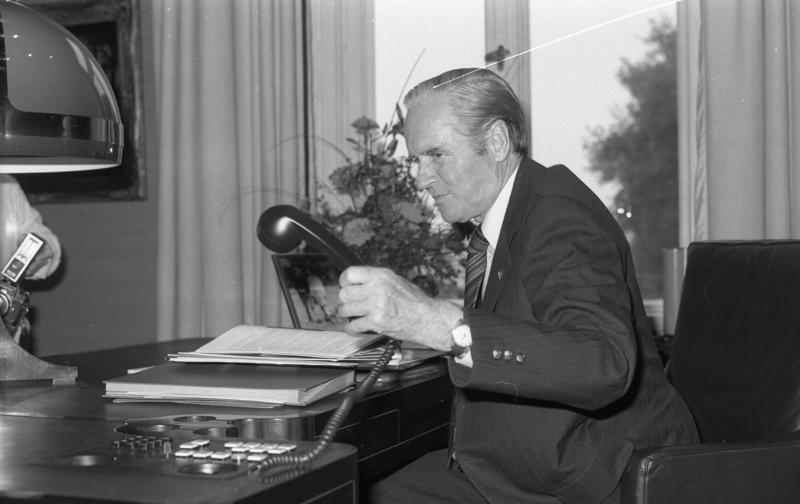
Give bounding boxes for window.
[529,1,678,331]
[374,0,485,130]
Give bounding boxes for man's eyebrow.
[407,144,445,160]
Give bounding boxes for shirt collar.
[479,167,518,250]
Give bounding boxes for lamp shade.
[0,1,123,173]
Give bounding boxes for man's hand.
[337,266,463,351]
[23,243,56,279]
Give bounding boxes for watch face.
[451,323,471,346]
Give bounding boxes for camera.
[1,234,44,336]
[0,281,31,334]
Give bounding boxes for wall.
[31,200,158,355]
[30,2,159,356]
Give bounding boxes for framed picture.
[15,0,145,203]
[272,254,348,331]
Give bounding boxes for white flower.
[342,217,374,246]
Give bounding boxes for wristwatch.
[449,320,472,358]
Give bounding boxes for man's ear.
[486,120,511,161]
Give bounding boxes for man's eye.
[407,153,444,165]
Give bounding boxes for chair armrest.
[621,437,800,504]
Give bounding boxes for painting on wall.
[15,0,145,203]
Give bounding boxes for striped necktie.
[464,226,490,309]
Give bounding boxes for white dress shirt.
[455,167,518,367]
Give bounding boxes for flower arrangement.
[316,112,469,296]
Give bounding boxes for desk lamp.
[0,1,124,383]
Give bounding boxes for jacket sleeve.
[449,195,639,411]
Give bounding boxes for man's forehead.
[406,99,453,146]
[405,121,445,155]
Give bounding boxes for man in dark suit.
[337,68,698,503]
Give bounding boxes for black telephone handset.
[257,205,363,271]
[256,204,400,473]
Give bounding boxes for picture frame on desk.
[272,253,347,331]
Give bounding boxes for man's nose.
[416,158,436,188]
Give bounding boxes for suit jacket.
[448,159,698,503]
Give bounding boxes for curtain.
[152,0,306,341]
[305,0,375,211]
[678,0,800,243]
[485,0,531,147]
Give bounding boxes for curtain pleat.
[306,0,374,210]
[679,0,800,241]
[154,0,304,341]
[791,2,800,237]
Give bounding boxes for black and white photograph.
[2,1,798,502]
[272,253,347,331]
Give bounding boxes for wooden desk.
[0,339,452,502]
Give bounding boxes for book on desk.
[104,325,445,407]
[104,362,355,407]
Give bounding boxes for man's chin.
[437,207,466,224]
[435,200,476,223]
[434,204,453,222]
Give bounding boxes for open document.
[168,325,445,370]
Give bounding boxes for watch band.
[449,342,470,358]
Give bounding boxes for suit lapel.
[480,159,547,311]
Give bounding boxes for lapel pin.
[497,271,503,280]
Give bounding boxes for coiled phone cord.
[257,338,400,472]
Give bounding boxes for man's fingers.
[337,295,366,319]
[339,265,372,287]
[344,316,374,335]
[339,281,378,308]
[336,265,408,337]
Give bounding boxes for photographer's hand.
[24,243,55,280]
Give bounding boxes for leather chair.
[622,240,800,504]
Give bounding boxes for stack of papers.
[104,326,446,408]
[167,325,444,370]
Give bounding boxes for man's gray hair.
[404,68,528,157]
